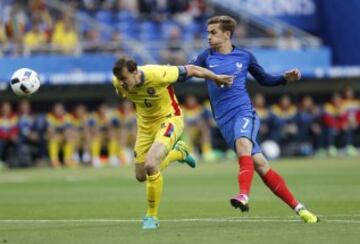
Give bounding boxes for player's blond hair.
[207,16,237,37]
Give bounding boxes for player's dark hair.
[207,15,237,37]
[113,57,138,78]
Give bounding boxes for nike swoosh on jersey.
[209,64,219,68]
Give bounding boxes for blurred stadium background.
[0,0,359,168]
[0,0,360,243]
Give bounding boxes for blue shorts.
[218,111,262,155]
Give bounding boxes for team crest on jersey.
[147,87,156,97]
[236,62,243,70]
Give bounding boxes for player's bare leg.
[230,137,254,212]
[252,153,319,223]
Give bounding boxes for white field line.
[0,217,359,224]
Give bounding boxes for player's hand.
[214,75,234,87]
[283,69,301,82]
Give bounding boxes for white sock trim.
[239,194,249,202]
[294,203,304,212]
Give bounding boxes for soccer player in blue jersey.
[191,16,318,223]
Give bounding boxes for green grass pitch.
[0,157,359,244]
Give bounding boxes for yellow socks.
[91,138,101,158]
[146,171,163,218]
[202,142,212,154]
[64,142,75,166]
[108,139,118,158]
[49,139,60,167]
[159,149,183,171]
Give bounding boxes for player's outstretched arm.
[184,65,233,87]
[248,51,301,86]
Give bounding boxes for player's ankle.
[294,203,304,213]
[239,193,249,202]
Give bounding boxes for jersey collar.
[211,45,237,55]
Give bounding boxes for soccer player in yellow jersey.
[112,56,233,229]
[46,103,75,168]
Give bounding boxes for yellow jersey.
[112,65,183,124]
[46,113,73,131]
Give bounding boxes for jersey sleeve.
[147,65,180,85]
[247,51,287,86]
[189,49,209,67]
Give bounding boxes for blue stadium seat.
[95,10,114,25]
[161,20,179,40]
[116,11,136,23]
[117,20,138,38]
[137,21,161,41]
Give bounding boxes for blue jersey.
[191,47,286,126]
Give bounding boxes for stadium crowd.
[0,0,209,57]
[1,0,301,59]
[1,87,359,169]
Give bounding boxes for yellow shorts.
[133,115,184,164]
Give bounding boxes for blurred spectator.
[116,0,139,14]
[71,104,91,164]
[277,28,302,50]
[253,93,270,143]
[88,103,121,167]
[118,100,137,165]
[342,86,360,131]
[269,95,298,146]
[187,0,206,21]
[138,0,169,22]
[83,27,103,52]
[167,0,188,15]
[31,112,48,163]
[262,27,280,48]
[80,0,98,16]
[233,23,248,47]
[4,2,27,55]
[17,100,38,167]
[160,26,186,65]
[201,99,229,157]
[46,103,76,168]
[297,96,323,154]
[183,95,214,161]
[0,19,8,56]
[23,20,47,55]
[28,0,53,39]
[52,14,79,54]
[0,102,19,167]
[322,92,357,156]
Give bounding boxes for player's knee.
[145,152,163,168]
[144,163,158,176]
[255,163,270,176]
[135,174,146,182]
[235,138,252,156]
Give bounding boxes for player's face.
[116,68,138,90]
[254,94,265,107]
[1,102,12,116]
[53,103,65,116]
[207,24,230,49]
